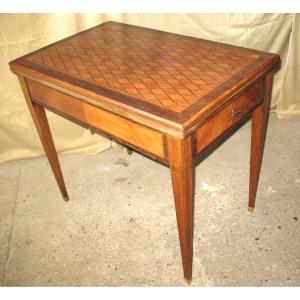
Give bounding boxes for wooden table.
[9,21,280,283]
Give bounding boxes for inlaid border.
[9,21,280,131]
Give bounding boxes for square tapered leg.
[168,135,194,281]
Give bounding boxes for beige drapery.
[0,14,299,164]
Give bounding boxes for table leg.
[18,76,69,201]
[168,135,194,283]
[249,73,273,212]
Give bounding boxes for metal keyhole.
[231,110,244,118]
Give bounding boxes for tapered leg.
[168,135,194,282]
[249,73,273,211]
[18,76,69,201]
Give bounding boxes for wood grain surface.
[196,79,263,155]
[18,76,69,201]
[27,79,166,160]
[249,73,273,209]
[168,135,194,280]
[9,21,280,282]
[9,21,280,138]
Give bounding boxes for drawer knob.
[231,110,244,118]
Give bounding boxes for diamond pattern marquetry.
[25,22,261,113]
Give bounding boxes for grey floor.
[0,113,300,286]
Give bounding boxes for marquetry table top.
[10,21,279,134]
[9,21,281,282]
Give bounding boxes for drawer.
[26,79,166,160]
[196,80,263,155]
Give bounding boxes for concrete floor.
[0,113,300,286]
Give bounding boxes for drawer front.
[196,80,263,155]
[26,79,166,160]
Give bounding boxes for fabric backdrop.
[0,13,299,164]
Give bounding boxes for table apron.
[26,79,168,164]
[194,79,264,158]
